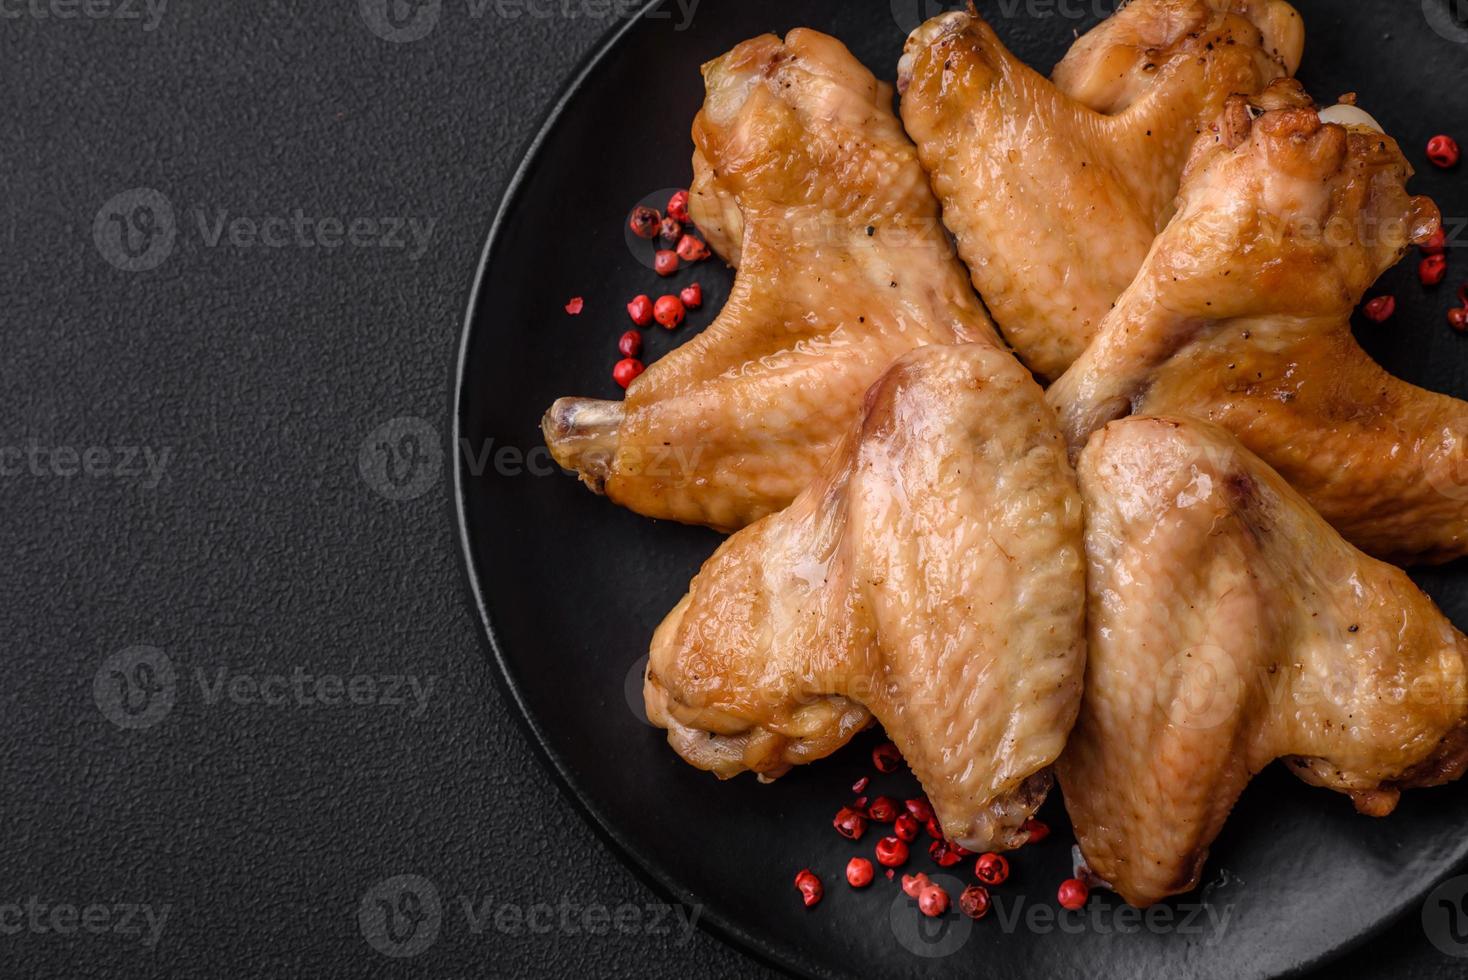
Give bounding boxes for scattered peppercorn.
[1362,295,1396,323]
[1022,818,1051,844]
[680,283,702,309]
[618,330,642,359]
[851,776,870,794]
[894,813,920,843]
[1422,227,1447,256]
[875,836,910,868]
[918,884,950,918]
[676,234,711,263]
[629,205,661,239]
[833,806,868,841]
[905,798,934,823]
[667,189,690,223]
[1057,878,1090,911]
[929,840,964,867]
[654,294,685,328]
[846,857,874,889]
[975,853,1010,886]
[959,885,991,920]
[659,216,683,246]
[795,869,823,908]
[872,742,902,773]
[612,358,644,389]
[1421,253,1448,286]
[1450,307,1468,332]
[867,797,898,823]
[654,250,680,277]
[564,297,584,315]
[626,294,654,326]
[901,873,930,898]
[1428,134,1461,169]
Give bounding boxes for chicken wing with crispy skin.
[644,344,1085,851]
[1059,416,1468,908]
[543,30,999,532]
[1047,92,1456,563]
[898,0,1302,379]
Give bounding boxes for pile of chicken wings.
[541,0,1468,908]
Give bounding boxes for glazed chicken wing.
[1047,91,1457,563]
[543,30,999,531]
[898,0,1302,379]
[1059,416,1468,908]
[644,344,1085,851]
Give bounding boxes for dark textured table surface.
[2,0,1463,976]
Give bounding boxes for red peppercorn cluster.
[609,189,715,387]
[791,736,1081,926]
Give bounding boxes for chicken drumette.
[544,30,998,532]
[644,344,1085,851]
[1047,90,1458,564]
[1060,417,1468,907]
[899,0,1303,379]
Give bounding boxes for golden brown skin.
[898,0,1302,380]
[543,30,998,532]
[644,344,1086,851]
[1048,92,1457,564]
[1051,0,1303,114]
[1060,416,1468,908]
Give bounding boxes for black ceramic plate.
[455,2,1468,976]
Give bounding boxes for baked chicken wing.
[898,0,1302,379]
[1059,416,1468,907]
[1047,92,1456,563]
[543,29,998,532]
[644,344,1085,851]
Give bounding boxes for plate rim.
[448,4,1466,978]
